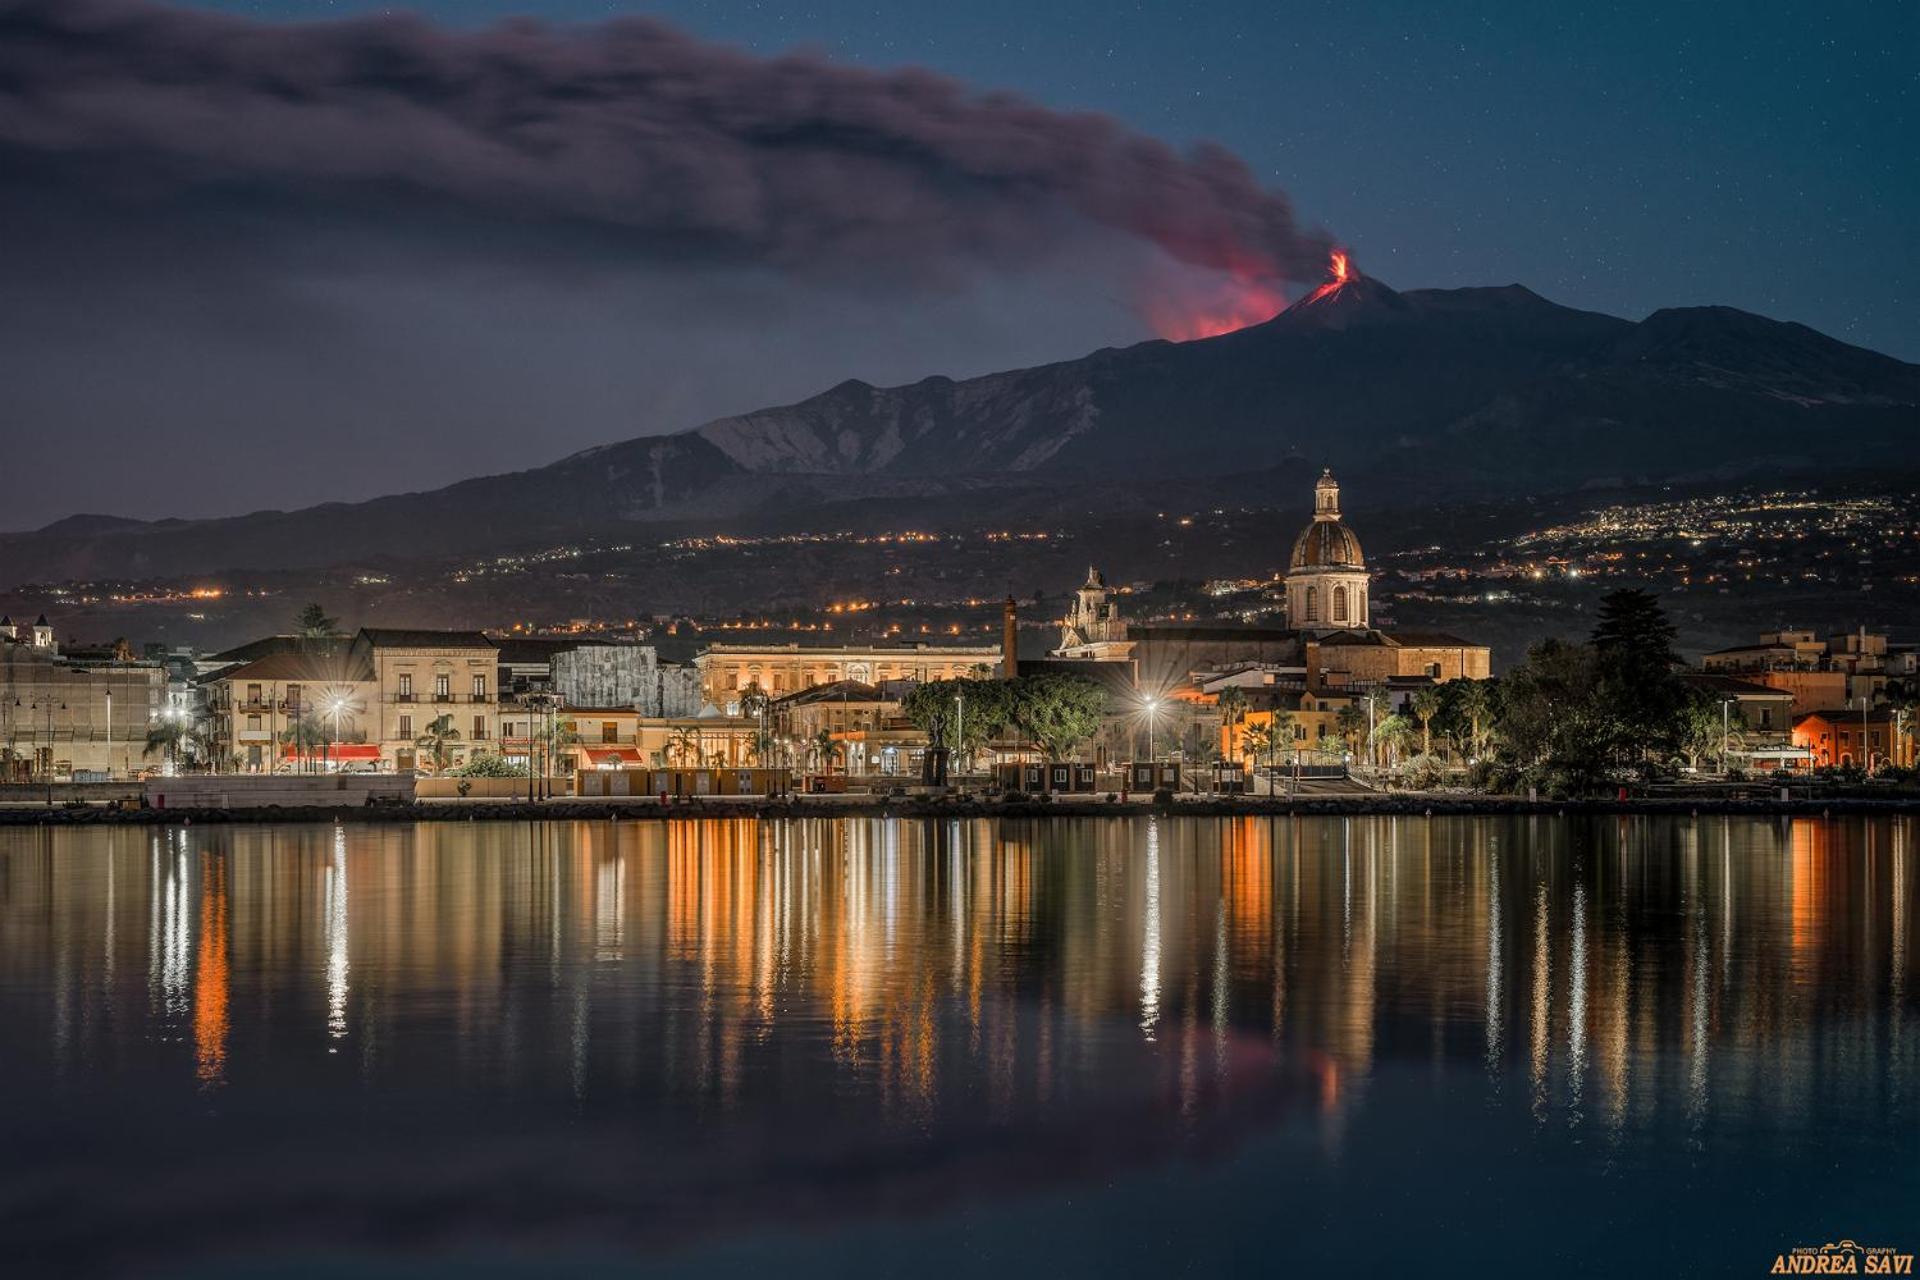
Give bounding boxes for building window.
[434,674,450,700]
[398,673,413,699]
[473,715,486,739]
[471,675,486,699]
[246,715,261,732]
[247,683,262,704]
[1304,586,1317,621]
[286,684,302,712]
[602,721,618,744]
[1333,585,1348,623]
[399,714,413,738]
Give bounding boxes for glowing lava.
[1303,250,1355,304]
[1147,273,1288,341]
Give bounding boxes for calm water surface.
[1,816,1915,1277]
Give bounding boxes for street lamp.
[954,688,966,785]
[327,694,349,774]
[1720,697,1735,776]
[1142,695,1160,765]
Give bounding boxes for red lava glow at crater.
[1148,275,1289,340]
[1148,251,1354,340]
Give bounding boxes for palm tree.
[811,728,838,774]
[1242,722,1275,790]
[534,715,581,777]
[143,717,202,772]
[281,712,329,774]
[414,713,460,775]
[666,725,702,767]
[1411,687,1442,759]
[739,684,775,764]
[1458,680,1496,760]
[1218,686,1248,732]
[296,603,337,649]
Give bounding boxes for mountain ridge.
[3,275,1914,588]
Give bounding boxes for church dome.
[1288,469,1364,570]
[1289,519,1364,570]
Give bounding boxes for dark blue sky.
[1,0,1912,530]
[192,0,1916,354]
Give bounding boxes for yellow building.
[561,708,758,772]
[202,647,376,772]
[698,641,1000,711]
[346,629,501,773]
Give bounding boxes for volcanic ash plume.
[0,0,1334,301]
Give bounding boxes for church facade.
[1045,470,1490,695]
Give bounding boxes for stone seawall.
[2,792,1917,826]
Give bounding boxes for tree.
[1489,639,1615,795]
[296,603,337,641]
[414,714,460,774]
[280,711,330,773]
[143,717,202,771]
[1242,721,1275,771]
[1410,687,1442,759]
[1217,686,1248,732]
[1677,693,1747,774]
[533,716,581,776]
[901,678,1015,762]
[810,728,839,774]
[1373,713,1417,770]
[1591,588,1689,770]
[666,726,702,767]
[1008,672,1105,761]
[1269,707,1298,763]
[455,753,527,778]
[738,684,774,763]
[1335,703,1369,761]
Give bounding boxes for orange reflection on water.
[192,852,229,1090]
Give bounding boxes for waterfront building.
[1792,708,1914,771]
[560,709,757,772]
[698,641,1000,713]
[1040,471,1491,762]
[346,629,501,773]
[202,649,376,773]
[1702,626,1911,713]
[0,622,166,780]
[768,679,922,776]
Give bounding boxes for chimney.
[1002,596,1019,679]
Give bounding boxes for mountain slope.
[2,276,1914,587]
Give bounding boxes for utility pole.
[954,688,965,787]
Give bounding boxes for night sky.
[1,0,1912,531]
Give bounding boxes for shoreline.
[3,792,1919,826]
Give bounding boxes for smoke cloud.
[0,0,1332,286]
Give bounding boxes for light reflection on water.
[0,815,1916,1276]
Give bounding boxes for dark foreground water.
[1,817,1916,1277]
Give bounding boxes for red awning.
[282,744,381,761]
[583,747,647,767]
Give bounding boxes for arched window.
[1333,585,1348,623]
[1304,586,1317,621]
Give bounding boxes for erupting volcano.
[1303,251,1355,304]
[1148,251,1356,341]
